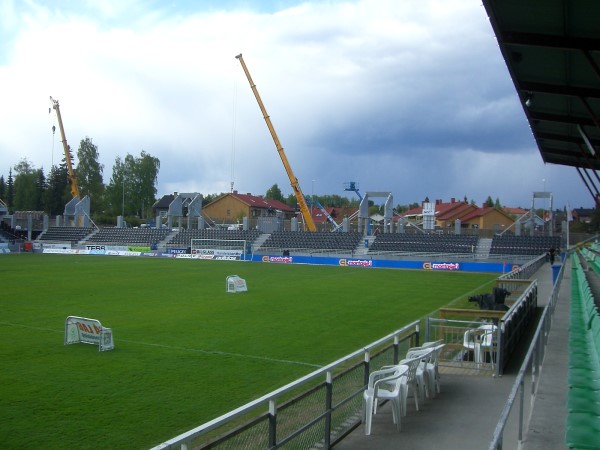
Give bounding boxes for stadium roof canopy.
[482,0,600,206]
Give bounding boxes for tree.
[494,197,502,208]
[285,193,298,209]
[35,169,47,210]
[75,137,105,213]
[0,175,5,201]
[44,163,70,216]
[265,184,284,202]
[485,196,494,207]
[13,159,39,211]
[106,151,160,218]
[7,168,14,208]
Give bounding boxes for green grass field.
[0,254,498,449]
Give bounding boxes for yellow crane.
[50,96,80,199]
[235,54,316,232]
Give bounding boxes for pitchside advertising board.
[42,245,515,273]
[64,316,114,352]
[191,248,243,261]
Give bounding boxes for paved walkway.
[336,261,570,450]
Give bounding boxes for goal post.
[190,239,247,261]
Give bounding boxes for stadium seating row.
[87,228,170,245]
[261,231,363,251]
[489,235,561,256]
[368,233,478,254]
[39,226,95,242]
[167,229,260,247]
[565,252,600,449]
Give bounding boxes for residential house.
[203,191,296,223]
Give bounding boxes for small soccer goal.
[64,316,114,352]
[191,239,247,261]
[226,275,248,293]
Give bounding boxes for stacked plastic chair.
[566,253,600,449]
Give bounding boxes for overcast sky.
[0,0,593,210]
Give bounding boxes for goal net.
[190,239,246,261]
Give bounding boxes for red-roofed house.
[203,191,296,222]
[503,207,529,217]
[399,198,477,228]
[398,198,515,231]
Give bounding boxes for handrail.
[152,319,420,449]
[487,258,565,449]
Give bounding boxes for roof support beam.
[577,166,600,207]
[500,31,600,52]
[519,81,600,100]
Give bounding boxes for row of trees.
[0,137,507,225]
[0,137,160,224]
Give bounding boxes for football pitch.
[0,254,498,449]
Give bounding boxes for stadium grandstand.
[14,224,567,263]
[86,227,170,246]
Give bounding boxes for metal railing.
[151,321,420,449]
[487,257,565,449]
[426,279,537,377]
[498,253,546,281]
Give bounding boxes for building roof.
[482,0,600,205]
[459,206,514,223]
[229,192,295,212]
[153,194,175,209]
[504,207,529,216]
[400,199,472,218]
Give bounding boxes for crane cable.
[230,63,238,193]
[50,105,56,168]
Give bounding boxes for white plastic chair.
[463,324,496,367]
[404,347,435,403]
[423,343,445,397]
[479,325,497,368]
[363,365,408,435]
[397,355,424,415]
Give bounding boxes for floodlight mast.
[235,53,316,232]
[50,96,80,199]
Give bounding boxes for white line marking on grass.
[118,339,324,369]
[0,321,61,333]
[0,321,322,368]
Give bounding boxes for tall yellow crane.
[235,54,316,232]
[50,96,80,199]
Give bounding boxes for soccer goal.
[64,316,114,352]
[226,275,248,293]
[191,239,247,261]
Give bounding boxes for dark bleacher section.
[261,231,363,251]
[166,229,261,247]
[87,227,169,245]
[39,227,95,242]
[490,235,561,256]
[369,233,478,254]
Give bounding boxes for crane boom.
[235,54,316,232]
[50,96,80,199]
